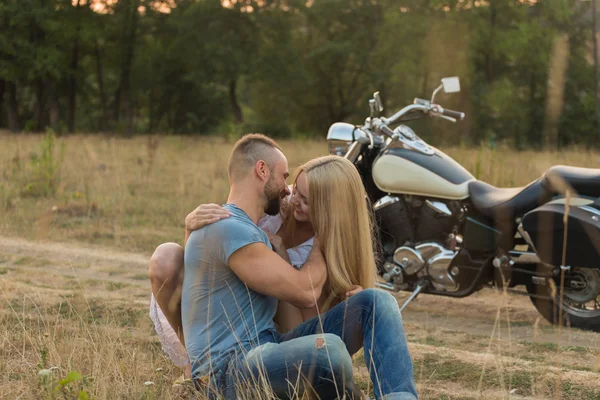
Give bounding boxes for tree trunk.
[148,91,167,132]
[168,97,175,132]
[68,0,83,133]
[6,82,20,131]
[148,90,154,132]
[527,72,538,147]
[115,0,140,135]
[113,85,121,125]
[0,79,5,129]
[543,34,569,150]
[47,80,60,129]
[229,78,243,124]
[34,79,45,131]
[94,41,108,131]
[486,0,497,83]
[593,0,599,145]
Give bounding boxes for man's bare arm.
[228,241,327,309]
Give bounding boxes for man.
[152,134,417,399]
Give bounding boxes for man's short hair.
[228,134,282,182]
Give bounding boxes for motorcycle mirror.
[374,91,384,113]
[369,99,377,118]
[441,77,461,93]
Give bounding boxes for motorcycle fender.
[522,203,600,269]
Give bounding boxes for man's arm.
[228,240,327,309]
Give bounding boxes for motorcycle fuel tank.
[372,146,475,200]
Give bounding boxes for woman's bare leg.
[149,242,185,345]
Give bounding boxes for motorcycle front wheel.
[526,267,600,332]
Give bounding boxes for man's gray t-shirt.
[182,204,278,379]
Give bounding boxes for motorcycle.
[327,77,600,331]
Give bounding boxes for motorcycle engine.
[392,243,459,291]
[374,195,414,253]
[375,195,462,292]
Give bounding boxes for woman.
[148,155,377,380]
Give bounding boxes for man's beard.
[264,179,282,216]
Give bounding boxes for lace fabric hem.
[149,294,189,367]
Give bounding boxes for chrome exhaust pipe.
[375,281,396,291]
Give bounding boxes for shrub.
[22,129,65,197]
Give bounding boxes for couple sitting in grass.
[148,134,417,399]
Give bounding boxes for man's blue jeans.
[217,288,417,399]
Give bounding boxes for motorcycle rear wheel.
[525,267,600,332]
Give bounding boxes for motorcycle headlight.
[327,122,357,156]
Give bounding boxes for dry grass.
[1,132,599,254]
[0,132,326,254]
[1,132,599,399]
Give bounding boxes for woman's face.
[290,171,311,222]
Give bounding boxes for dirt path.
[401,293,600,349]
[2,235,599,399]
[0,236,149,271]
[2,235,600,350]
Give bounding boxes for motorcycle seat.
[468,179,552,219]
[542,165,600,197]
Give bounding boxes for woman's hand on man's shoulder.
[185,204,231,232]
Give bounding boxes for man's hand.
[266,232,290,263]
[185,204,231,232]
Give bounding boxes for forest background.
[1,0,599,149]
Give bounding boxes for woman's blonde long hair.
[284,155,377,309]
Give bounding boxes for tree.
[113,0,141,134]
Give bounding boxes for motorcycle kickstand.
[399,279,429,313]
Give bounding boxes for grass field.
[1,131,600,399]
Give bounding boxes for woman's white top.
[149,213,314,366]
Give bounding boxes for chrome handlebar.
[384,103,431,125]
[364,98,465,139]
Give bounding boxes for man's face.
[263,152,290,216]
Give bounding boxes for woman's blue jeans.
[216,288,417,400]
